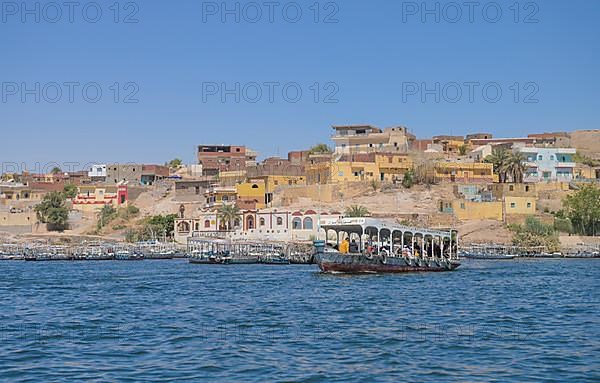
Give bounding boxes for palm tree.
[485,148,511,183]
[217,204,241,231]
[344,205,370,217]
[507,152,526,183]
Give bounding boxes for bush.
[402,170,415,189]
[511,216,560,252]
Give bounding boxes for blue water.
[1,259,599,382]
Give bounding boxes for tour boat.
[313,218,460,273]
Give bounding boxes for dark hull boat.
[314,218,460,274]
[314,252,460,273]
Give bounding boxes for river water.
[1,259,598,382]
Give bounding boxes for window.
[292,217,302,230]
[303,217,313,230]
[222,196,228,202]
[276,217,283,225]
[338,171,344,177]
[246,216,255,230]
[260,218,266,226]
[550,155,555,160]
[538,155,543,160]
[510,203,516,208]
[251,184,259,189]
[460,203,465,209]
[527,203,532,208]
[525,186,530,192]
[509,185,514,191]
[204,220,210,228]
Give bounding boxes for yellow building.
[236,181,266,209]
[306,153,412,184]
[434,162,494,183]
[375,154,413,182]
[204,186,237,209]
[504,196,537,215]
[450,200,504,221]
[249,175,306,192]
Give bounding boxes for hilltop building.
[197,145,257,176]
[519,148,576,182]
[331,125,414,155]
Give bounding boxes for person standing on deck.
[339,238,350,254]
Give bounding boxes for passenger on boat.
[350,239,358,253]
[339,238,350,254]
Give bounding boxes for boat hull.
[315,253,460,274]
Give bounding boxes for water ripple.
[1,259,599,382]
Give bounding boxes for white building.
[88,164,107,179]
[175,209,342,244]
[519,147,576,182]
[331,125,413,155]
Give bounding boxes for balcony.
[556,162,576,168]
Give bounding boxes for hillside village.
[2,126,600,250]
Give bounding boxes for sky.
[1,0,599,171]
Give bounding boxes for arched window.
[204,220,210,228]
[246,216,255,230]
[292,217,302,230]
[303,217,313,230]
[195,222,200,231]
[276,217,283,225]
[260,218,266,226]
[177,221,190,233]
[251,184,259,189]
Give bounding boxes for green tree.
[63,183,78,199]
[146,214,178,238]
[217,204,241,230]
[458,144,468,156]
[485,148,511,183]
[308,143,333,155]
[402,170,415,189]
[511,216,560,252]
[507,151,526,183]
[35,192,69,231]
[50,167,62,174]
[97,204,117,230]
[168,158,183,169]
[563,184,600,236]
[345,205,370,217]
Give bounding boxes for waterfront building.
[331,125,414,155]
[519,147,576,182]
[174,209,339,243]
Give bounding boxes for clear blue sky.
[1,0,599,169]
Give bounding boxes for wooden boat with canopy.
[314,217,460,273]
